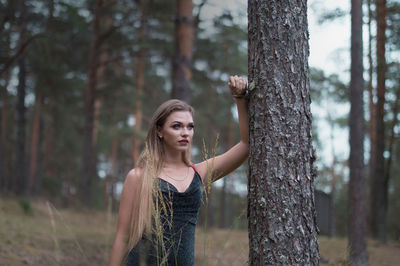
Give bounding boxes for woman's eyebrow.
[170,121,194,124]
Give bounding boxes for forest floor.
[1,198,399,266]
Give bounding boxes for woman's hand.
[228,75,247,97]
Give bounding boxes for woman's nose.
[181,128,189,136]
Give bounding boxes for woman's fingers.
[229,76,236,88]
[229,76,247,95]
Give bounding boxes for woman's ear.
[157,128,163,139]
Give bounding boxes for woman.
[108,75,248,265]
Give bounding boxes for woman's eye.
[188,125,194,130]
[172,124,181,129]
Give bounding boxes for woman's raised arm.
[195,75,249,182]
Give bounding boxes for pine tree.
[247,0,319,264]
[348,0,369,264]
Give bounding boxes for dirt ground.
[1,198,399,266]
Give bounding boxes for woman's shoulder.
[192,163,207,181]
[125,168,143,185]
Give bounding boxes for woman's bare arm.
[108,169,139,266]
[195,75,249,182]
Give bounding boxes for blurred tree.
[247,0,319,264]
[370,0,387,243]
[131,0,147,167]
[348,0,368,264]
[27,0,55,196]
[80,0,119,206]
[15,0,28,195]
[219,110,234,228]
[80,0,103,206]
[367,0,376,205]
[309,66,349,237]
[171,0,195,102]
[0,0,16,191]
[384,0,400,236]
[385,0,400,230]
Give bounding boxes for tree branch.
[0,33,45,77]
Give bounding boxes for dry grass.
[319,236,400,266]
[0,198,116,266]
[1,198,400,265]
[195,228,248,265]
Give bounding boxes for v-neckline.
[158,173,197,194]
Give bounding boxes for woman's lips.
[178,140,189,145]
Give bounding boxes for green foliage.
[309,67,348,103]
[387,0,400,51]
[317,8,347,24]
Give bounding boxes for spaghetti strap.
[191,165,197,172]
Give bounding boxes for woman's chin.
[165,145,190,153]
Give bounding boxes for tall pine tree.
[247,0,319,264]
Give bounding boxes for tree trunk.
[367,0,376,235]
[328,114,337,237]
[35,106,44,194]
[43,96,55,186]
[28,91,43,195]
[370,0,387,242]
[80,0,104,205]
[206,87,218,228]
[0,58,11,192]
[92,16,112,148]
[247,0,319,264]
[110,137,118,211]
[348,0,369,264]
[171,0,194,103]
[132,0,147,167]
[382,86,400,233]
[15,0,28,195]
[219,109,234,228]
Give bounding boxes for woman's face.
[159,111,194,153]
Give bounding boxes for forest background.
[0,0,400,264]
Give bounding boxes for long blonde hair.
[127,99,194,251]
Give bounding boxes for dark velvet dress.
[126,170,203,266]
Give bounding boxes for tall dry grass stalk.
[199,135,219,266]
[46,201,88,264]
[47,201,61,265]
[104,195,114,262]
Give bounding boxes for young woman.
[108,75,248,265]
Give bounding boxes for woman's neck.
[163,150,186,167]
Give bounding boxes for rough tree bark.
[370,0,387,242]
[348,0,369,264]
[247,0,319,264]
[171,0,194,103]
